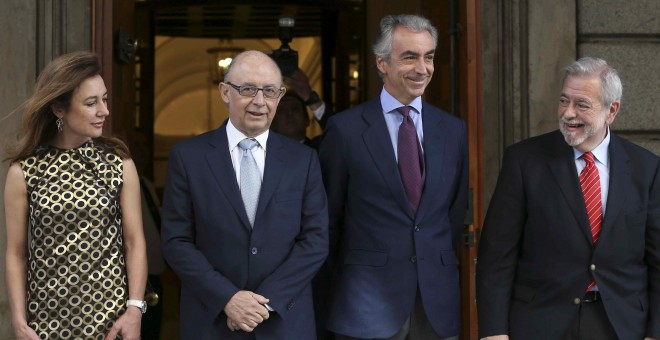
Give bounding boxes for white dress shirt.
[226,120,268,187]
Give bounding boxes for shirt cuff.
[312,102,326,120]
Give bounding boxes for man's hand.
[226,318,240,331]
[286,69,313,101]
[224,290,270,332]
[481,336,509,340]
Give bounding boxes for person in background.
[4,51,148,340]
[160,50,328,339]
[271,70,334,340]
[286,68,332,129]
[476,57,660,340]
[270,92,320,149]
[319,14,469,340]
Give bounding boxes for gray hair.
[372,14,439,61]
[563,57,622,108]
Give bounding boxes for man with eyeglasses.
[161,50,329,339]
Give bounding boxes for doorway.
[100,0,482,338]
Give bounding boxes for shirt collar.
[380,87,423,115]
[226,119,269,151]
[573,127,610,167]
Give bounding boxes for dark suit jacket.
[161,124,328,340]
[319,97,469,338]
[476,130,660,339]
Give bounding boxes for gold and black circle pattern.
[21,141,128,339]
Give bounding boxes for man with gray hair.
[477,57,660,339]
[320,14,469,340]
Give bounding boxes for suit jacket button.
[287,301,295,310]
[414,225,420,232]
[251,247,258,255]
[410,256,417,263]
[590,264,596,271]
[573,298,581,305]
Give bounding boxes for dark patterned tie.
[579,151,602,291]
[397,106,425,214]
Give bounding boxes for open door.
[93,0,154,177]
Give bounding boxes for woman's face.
[55,75,109,145]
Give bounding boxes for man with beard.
[476,57,660,339]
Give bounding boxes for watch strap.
[305,91,320,106]
[126,299,147,313]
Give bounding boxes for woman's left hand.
[105,307,142,340]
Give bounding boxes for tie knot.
[239,138,258,151]
[582,151,595,165]
[396,106,413,117]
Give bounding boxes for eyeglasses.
[225,82,284,99]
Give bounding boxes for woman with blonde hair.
[4,51,147,340]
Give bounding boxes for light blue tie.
[239,138,261,227]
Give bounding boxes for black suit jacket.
[476,130,660,339]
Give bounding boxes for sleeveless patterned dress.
[20,140,128,339]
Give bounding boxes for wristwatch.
[126,299,147,313]
[305,91,321,106]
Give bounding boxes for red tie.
[397,106,425,214]
[579,152,602,291]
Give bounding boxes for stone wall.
[0,2,37,336]
[0,1,91,337]
[480,0,576,210]
[578,0,660,155]
[480,0,659,215]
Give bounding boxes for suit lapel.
[361,99,413,218]
[254,133,286,223]
[599,134,630,243]
[204,125,252,230]
[547,132,593,244]
[415,104,445,222]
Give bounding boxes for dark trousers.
[313,263,334,340]
[564,296,618,340]
[141,274,164,340]
[335,289,458,340]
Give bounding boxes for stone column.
[0,1,37,336]
[0,0,91,336]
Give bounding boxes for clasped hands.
[224,290,270,332]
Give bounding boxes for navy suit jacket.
[476,130,660,339]
[161,124,328,340]
[319,98,469,338]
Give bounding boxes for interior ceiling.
[153,4,327,39]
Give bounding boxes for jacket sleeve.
[254,150,329,319]
[160,145,240,319]
[646,157,660,337]
[476,147,526,337]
